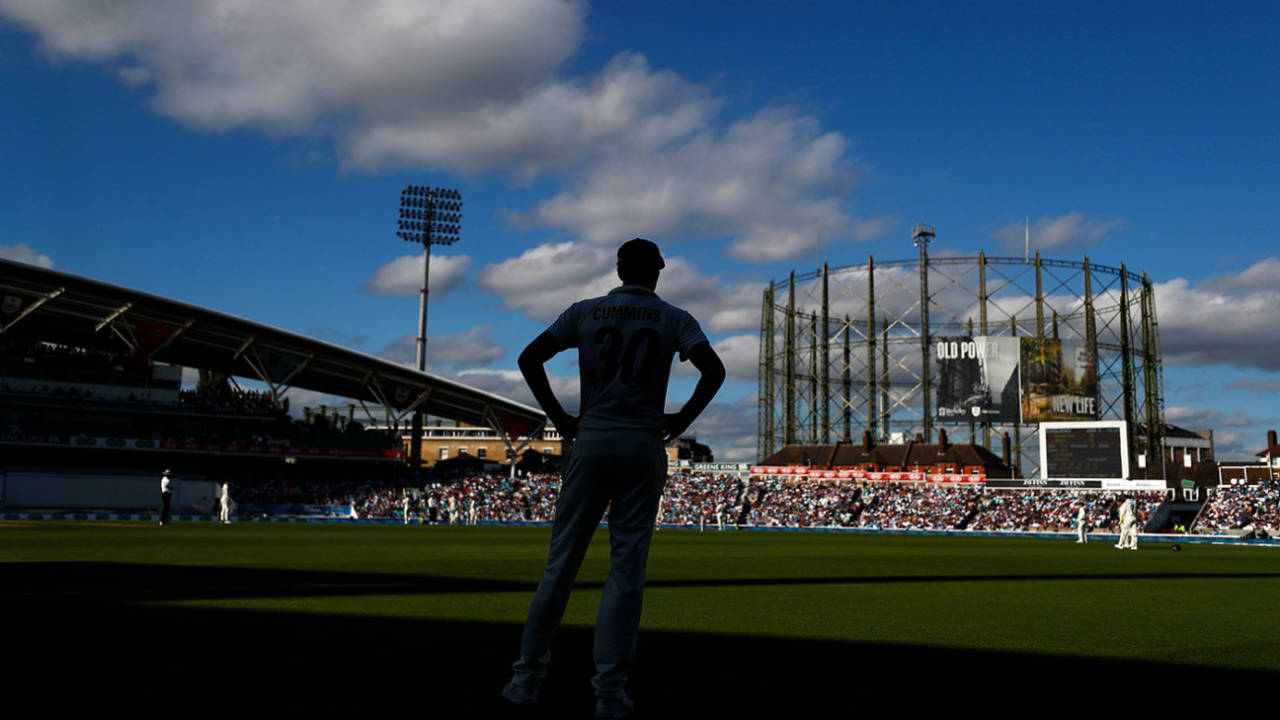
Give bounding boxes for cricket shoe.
[499,679,540,706]
[595,694,635,719]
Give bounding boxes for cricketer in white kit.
[502,238,725,718]
[1116,496,1138,550]
[219,482,232,524]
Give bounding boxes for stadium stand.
[1194,480,1280,538]
[0,258,550,512]
[214,470,1184,542]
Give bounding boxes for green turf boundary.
[4,511,1277,546]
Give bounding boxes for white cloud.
[1163,405,1275,461]
[675,334,758,383]
[477,241,618,321]
[1224,378,1280,393]
[524,110,856,261]
[477,240,764,333]
[650,257,763,334]
[2,1,860,262]
[714,335,761,383]
[0,243,55,268]
[116,65,150,87]
[851,215,897,242]
[377,325,505,368]
[993,213,1124,253]
[363,252,469,297]
[673,400,759,462]
[1155,258,1280,369]
[453,367,579,411]
[1200,256,1280,295]
[0,0,584,136]
[348,52,717,178]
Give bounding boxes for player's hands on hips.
[552,411,579,443]
[663,411,693,443]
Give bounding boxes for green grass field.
[4,521,1278,714]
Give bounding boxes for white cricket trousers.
[511,431,666,698]
[1118,520,1136,548]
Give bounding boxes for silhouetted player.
[502,238,725,718]
[159,469,173,526]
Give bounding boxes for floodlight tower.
[396,185,463,467]
[912,222,936,442]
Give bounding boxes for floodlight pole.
[417,240,431,372]
[410,239,431,469]
[396,186,462,470]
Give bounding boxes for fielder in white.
[1125,497,1140,549]
[501,238,725,718]
[159,469,174,526]
[219,482,232,524]
[1115,496,1139,550]
[1075,504,1088,543]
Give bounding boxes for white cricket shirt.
[546,285,708,434]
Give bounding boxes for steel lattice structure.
[758,250,1165,475]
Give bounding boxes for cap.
[163,469,172,475]
[617,238,665,272]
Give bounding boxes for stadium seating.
[225,471,1246,539]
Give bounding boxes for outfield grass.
[4,521,1277,713]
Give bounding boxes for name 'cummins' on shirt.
[546,285,707,434]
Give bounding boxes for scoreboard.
[1032,420,1146,488]
[1043,422,1125,479]
[985,421,1164,490]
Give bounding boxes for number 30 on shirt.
[592,326,660,387]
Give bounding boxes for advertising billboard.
[1019,338,1098,422]
[935,336,1020,424]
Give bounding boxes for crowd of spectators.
[854,482,983,530]
[416,473,562,523]
[226,471,1191,536]
[970,490,1163,532]
[3,389,398,453]
[1,381,100,401]
[2,340,136,377]
[178,388,280,415]
[1194,480,1280,536]
[0,377,175,405]
[659,473,745,527]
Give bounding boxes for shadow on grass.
[7,561,1280,604]
[6,562,1279,714]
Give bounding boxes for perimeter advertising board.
[934,336,1020,424]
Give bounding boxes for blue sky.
[2,1,1278,461]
